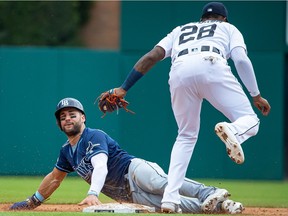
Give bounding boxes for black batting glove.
[10,194,42,210]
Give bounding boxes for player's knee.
[249,116,260,136]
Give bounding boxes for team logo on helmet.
[60,99,70,106]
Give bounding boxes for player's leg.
[203,60,259,143]
[127,159,208,214]
[161,85,202,212]
[128,158,223,200]
[179,178,223,200]
[203,59,259,163]
[179,178,231,213]
[179,196,202,213]
[127,158,167,194]
[210,80,259,144]
[127,158,167,212]
[175,193,238,214]
[160,55,206,212]
[128,186,204,213]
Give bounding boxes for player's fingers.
[111,87,126,98]
[254,101,269,116]
[261,100,271,115]
[255,103,262,112]
[78,201,85,206]
[262,105,271,116]
[101,91,110,100]
[78,201,93,206]
[97,92,109,102]
[256,103,269,116]
[78,198,91,206]
[95,200,102,205]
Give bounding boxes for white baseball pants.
[162,53,259,204]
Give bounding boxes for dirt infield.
[1,204,288,215]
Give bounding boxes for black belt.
[124,159,133,174]
[178,46,223,57]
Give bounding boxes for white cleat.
[201,189,230,213]
[215,122,245,164]
[161,202,182,214]
[221,199,245,214]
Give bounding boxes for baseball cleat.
[221,199,244,214]
[215,122,245,164]
[201,189,230,213]
[161,202,182,214]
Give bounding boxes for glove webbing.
[107,94,135,114]
[101,94,135,118]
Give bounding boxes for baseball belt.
[177,45,224,58]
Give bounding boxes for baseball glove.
[96,89,135,118]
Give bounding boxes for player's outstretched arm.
[96,46,165,116]
[98,46,165,101]
[79,153,108,206]
[10,168,67,210]
[120,46,165,92]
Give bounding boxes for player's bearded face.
[60,109,85,136]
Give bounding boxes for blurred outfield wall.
[0,1,285,179]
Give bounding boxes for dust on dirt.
[1,204,288,215]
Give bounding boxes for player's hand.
[99,87,127,101]
[253,94,271,116]
[78,194,102,206]
[10,194,42,210]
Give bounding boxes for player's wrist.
[250,90,260,98]
[252,94,261,101]
[87,190,99,197]
[121,68,143,91]
[34,191,45,202]
[28,193,42,208]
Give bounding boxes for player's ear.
[81,113,86,123]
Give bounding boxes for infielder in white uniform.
[100,1,271,213]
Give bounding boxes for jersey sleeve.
[156,26,180,59]
[229,24,247,54]
[230,47,260,97]
[85,130,109,161]
[55,147,74,173]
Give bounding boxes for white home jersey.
[157,20,246,61]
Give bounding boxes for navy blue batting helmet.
[55,98,85,128]
[201,2,228,21]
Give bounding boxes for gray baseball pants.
[127,158,219,213]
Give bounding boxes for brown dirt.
[80,1,119,49]
[1,204,288,215]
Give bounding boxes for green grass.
[0,176,113,204]
[1,176,288,216]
